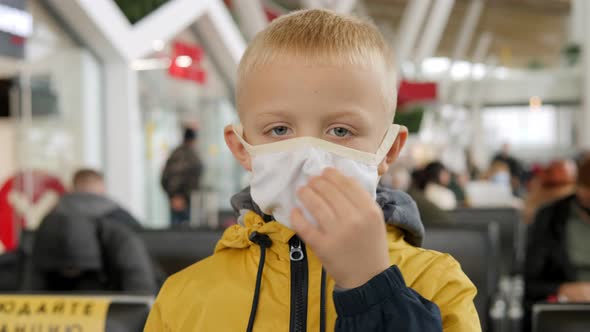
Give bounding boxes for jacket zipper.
[289,235,308,332]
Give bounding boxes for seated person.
[26,169,158,293]
[145,10,479,332]
[407,170,454,227]
[415,161,458,211]
[522,160,577,224]
[524,158,590,329]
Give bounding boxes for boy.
[144,9,480,331]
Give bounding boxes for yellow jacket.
[145,210,480,331]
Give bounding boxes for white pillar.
[570,0,585,45]
[103,62,146,220]
[232,0,267,41]
[414,0,455,67]
[469,34,494,170]
[79,51,104,169]
[578,0,590,149]
[394,0,432,79]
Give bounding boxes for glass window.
[1,0,104,232]
[482,105,575,149]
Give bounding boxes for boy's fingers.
[322,168,373,208]
[291,208,323,246]
[297,186,335,232]
[307,176,357,225]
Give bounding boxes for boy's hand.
[291,168,390,289]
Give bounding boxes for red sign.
[397,80,438,108]
[0,171,66,251]
[168,41,207,84]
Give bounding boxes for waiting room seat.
[0,250,23,291]
[106,295,154,332]
[450,207,524,274]
[139,229,224,275]
[533,303,590,332]
[423,222,501,331]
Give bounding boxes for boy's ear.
[378,126,408,176]
[224,125,252,171]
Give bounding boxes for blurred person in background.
[415,161,457,211]
[465,149,481,180]
[26,169,159,293]
[466,159,522,208]
[407,169,454,227]
[523,160,577,224]
[383,166,454,226]
[525,157,590,316]
[161,127,203,226]
[492,143,525,196]
[482,159,512,187]
[448,172,468,206]
[380,165,411,191]
[382,166,454,226]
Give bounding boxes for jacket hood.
[54,192,119,219]
[230,185,424,247]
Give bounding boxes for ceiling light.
[175,55,192,68]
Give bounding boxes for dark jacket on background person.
[26,193,158,293]
[525,194,578,303]
[523,194,582,332]
[145,186,480,331]
[161,144,203,203]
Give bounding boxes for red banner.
[397,80,437,108]
[168,41,207,84]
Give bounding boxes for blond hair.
[237,9,397,114]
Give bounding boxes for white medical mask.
[233,124,400,229]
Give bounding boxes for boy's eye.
[328,127,351,137]
[270,126,291,136]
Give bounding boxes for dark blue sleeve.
[333,265,443,332]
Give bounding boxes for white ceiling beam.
[440,0,485,101]
[233,0,268,41]
[301,0,357,14]
[394,0,432,80]
[415,0,455,66]
[194,0,247,85]
[451,0,485,62]
[127,0,212,59]
[49,0,245,63]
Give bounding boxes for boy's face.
[226,59,407,174]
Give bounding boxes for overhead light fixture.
[175,55,192,68]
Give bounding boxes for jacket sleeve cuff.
[333,265,406,317]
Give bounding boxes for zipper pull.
[290,238,305,261]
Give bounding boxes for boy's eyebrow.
[323,109,371,123]
[255,110,296,120]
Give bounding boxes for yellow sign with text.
[0,295,111,332]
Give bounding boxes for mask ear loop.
[374,124,401,164]
[233,123,400,165]
[232,124,254,154]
